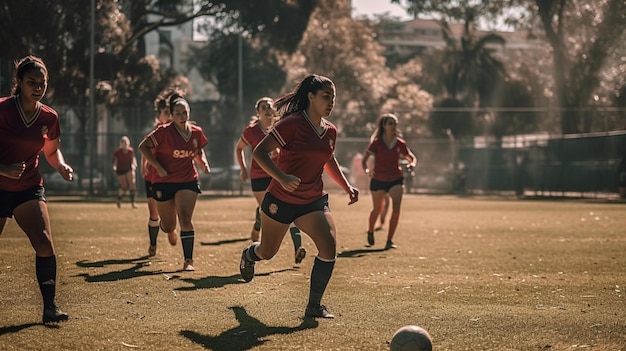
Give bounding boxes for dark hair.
[11,55,48,96]
[371,113,399,142]
[168,91,189,115]
[273,74,334,118]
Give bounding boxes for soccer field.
[1,194,625,350]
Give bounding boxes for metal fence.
[40,128,626,199]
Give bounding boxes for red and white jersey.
[267,111,337,204]
[366,136,410,182]
[147,122,208,184]
[0,96,61,191]
[112,147,135,173]
[241,122,278,180]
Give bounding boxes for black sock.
[254,207,261,231]
[36,255,57,308]
[148,218,159,246]
[181,231,194,260]
[130,191,136,204]
[245,242,261,261]
[290,226,302,251]
[307,257,335,307]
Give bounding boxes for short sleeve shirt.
[367,137,410,182]
[112,147,135,173]
[241,122,277,179]
[0,96,61,191]
[147,122,208,184]
[267,112,337,204]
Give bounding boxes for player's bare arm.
[253,134,300,192]
[43,138,73,181]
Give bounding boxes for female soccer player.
[239,74,359,319]
[112,136,137,208]
[139,92,210,271]
[235,97,306,264]
[142,88,177,257]
[361,113,417,250]
[0,55,73,323]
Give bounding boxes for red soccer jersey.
[241,122,278,180]
[112,147,135,173]
[0,96,61,191]
[267,111,337,204]
[367,137,410,182]
[147,122,208,184]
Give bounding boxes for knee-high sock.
[254,207,261,231]
[36,255,57,308]
[387,211,400,241]
[245,242,262,261]
[148,218,159,246]
[181,231,195,260]
[289,225,302,251]
[307,256,335,307]
[130,191,136,204]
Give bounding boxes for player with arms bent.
[239,74,358,319]
[0,55,73,323]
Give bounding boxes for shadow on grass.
[337,247,387,258]
[74,256,171,282]
[180,306,318,350]
[0,323,40,335]
[176,267,299,291]
[200,237,249,246]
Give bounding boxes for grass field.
[0,193,625,351]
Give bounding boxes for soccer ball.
[389,325,433,351]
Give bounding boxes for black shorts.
[370,177,404,192]
[251,177,272,192]
[0,185,46,217]
[116,169,131,176]
[144,180,154,198]
[261,192,330,224]
[152,181,201,202]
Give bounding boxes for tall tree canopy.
[394,0,626,134]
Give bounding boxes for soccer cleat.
[167,230,178,246]
[305,304,334,319]
[42,305,69,324]
[294,246,307,264]
[367,231,375,246]
[384,240,397,250]
[148,245,157,257]
[239,247,255,282]
[183,259,195,271]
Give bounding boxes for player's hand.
[58,163,74,182]
[0,162,26,179]
[348,186,359,205]
[279,174,301,192]
[240,169,248,183]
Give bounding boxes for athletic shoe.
[183,259,195,271]
[305,304,334,319]
[42,305,69,324]
[294,246,307,264]
[167,230,178,246]
[367,231,375,246]
[148,245,157,257]
[239,247,255,282]
[384,240,397,250]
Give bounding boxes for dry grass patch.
[0,194,624,350]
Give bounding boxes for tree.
[396,0,626,134]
